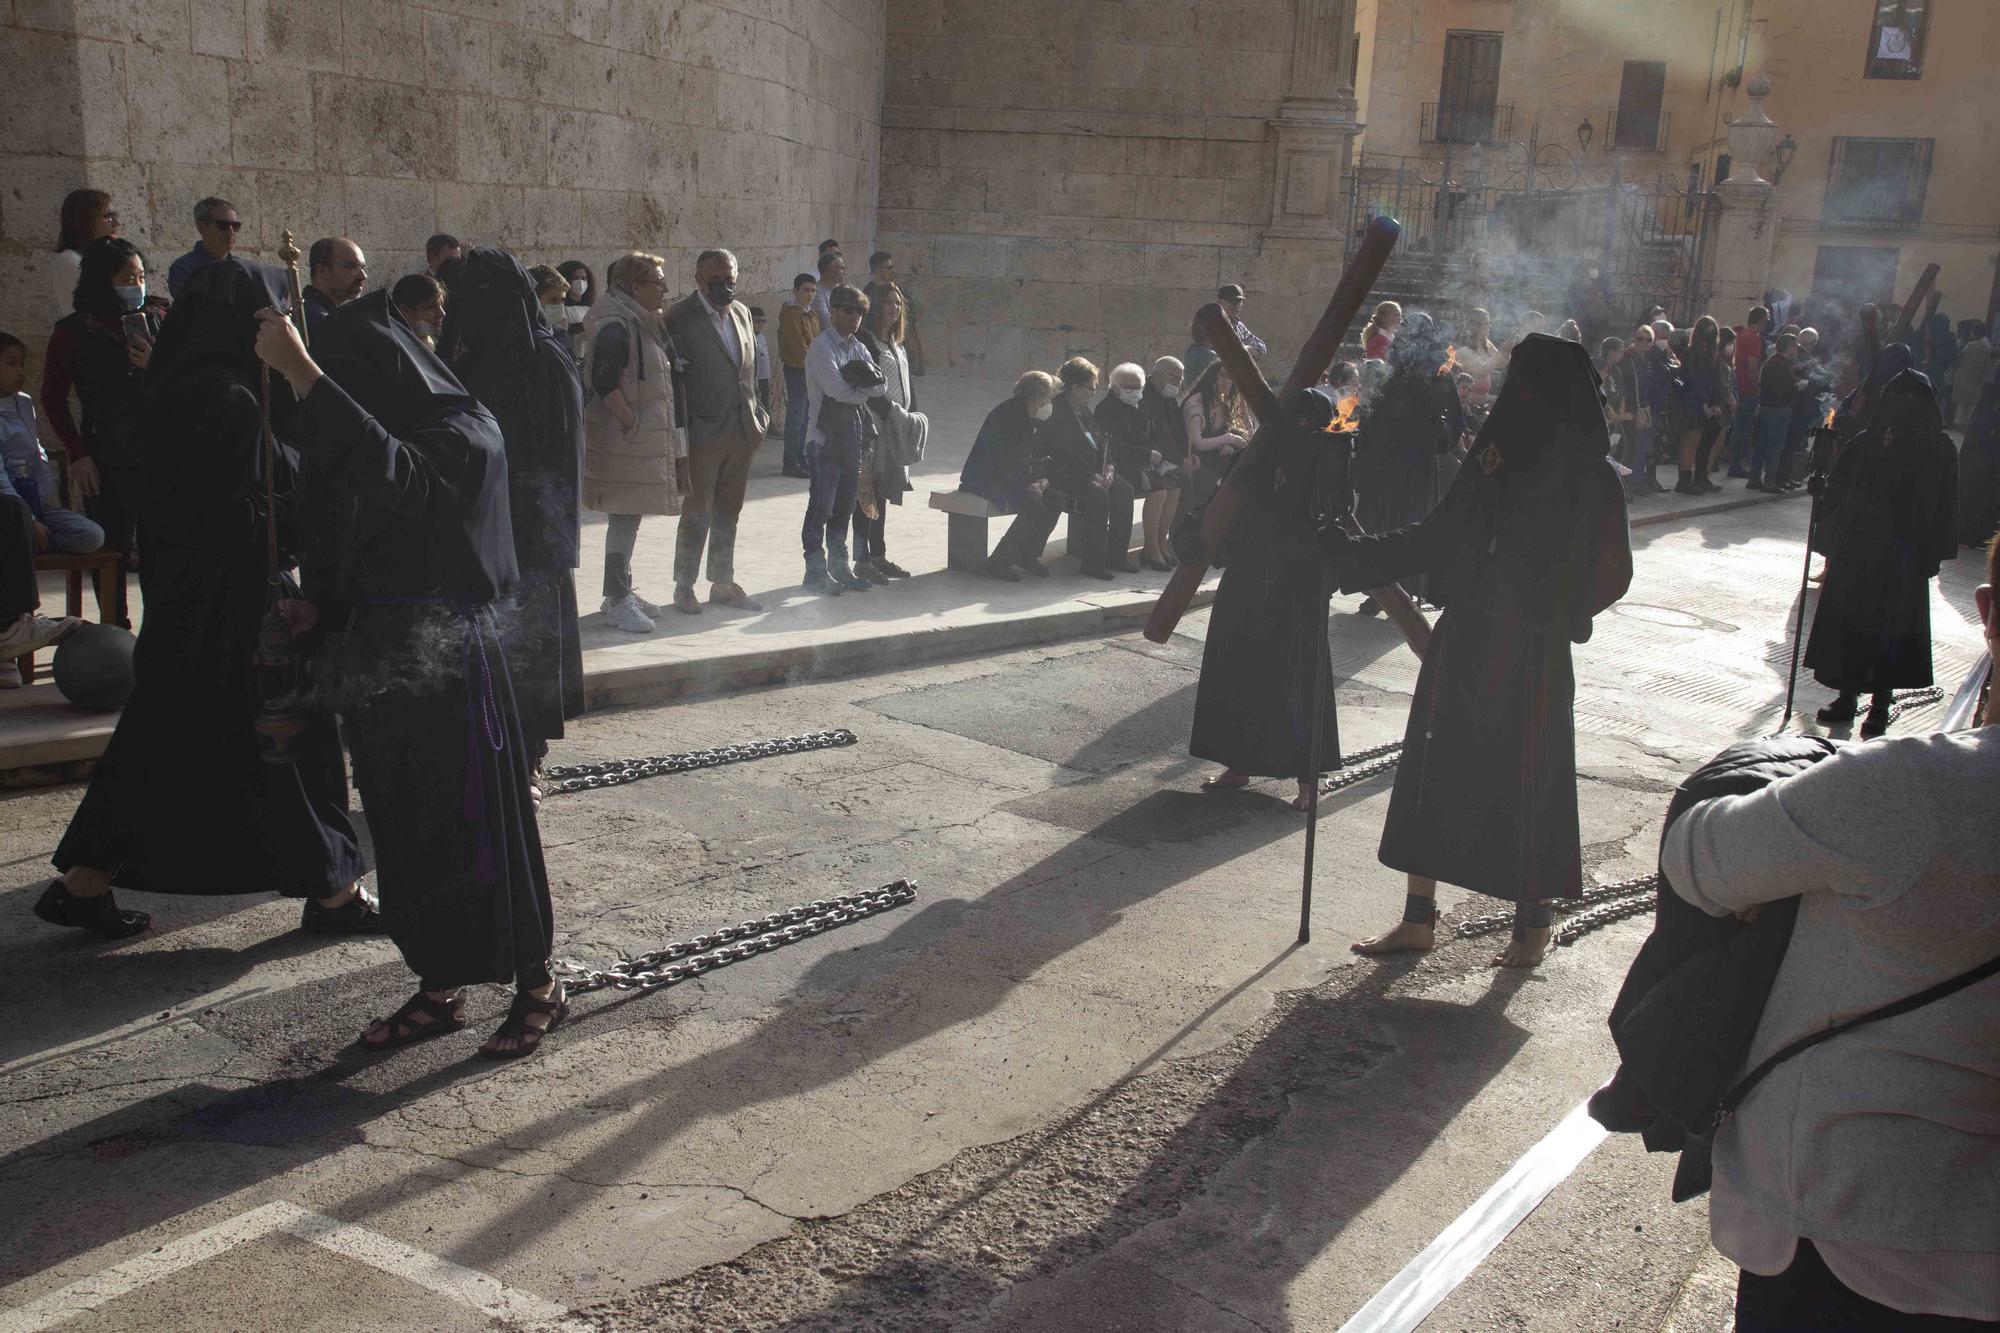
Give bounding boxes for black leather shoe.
[33,880,149,939]
[302,887,390,935]
[829,564,873,591]
[804,569,844,595]
[1816,695,1858,724]
[1859,704,1892,739]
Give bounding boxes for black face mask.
[706,278,736,307]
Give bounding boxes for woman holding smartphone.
[40,236,156,624]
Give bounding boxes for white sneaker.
[0,660,20,688]
[603,595,656,634]
[601,594,664,619]
[0,613,80,659]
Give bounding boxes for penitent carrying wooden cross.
[1141,215,1432,942]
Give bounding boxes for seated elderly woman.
[1095,361,1184,571]
[961,370,1061,581]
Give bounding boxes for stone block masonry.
[0,0,887,357]
[877,0,1352,378]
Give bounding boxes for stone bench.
[929,490,1143,572]
[929,489,1009,571]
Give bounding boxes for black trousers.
[1736,1239,1997,1332]
[993,490,1063,567]
[2,494,37,622]
[85,459,141,626]
[1071,476,1136,571]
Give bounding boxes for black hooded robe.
[439,247,586,754]
[54,259,365,898]
[1331,336,1633,904]
[297,291,554,989]
[1190,411,1344,779]
[1804,368,1958,695]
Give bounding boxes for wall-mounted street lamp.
[1577,118,1595,153]
[1772,133,1799,182]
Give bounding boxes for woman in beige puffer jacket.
[582,252,686,633]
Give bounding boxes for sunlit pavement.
[0,498,1985,1332]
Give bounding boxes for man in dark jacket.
[1748,331,1803,492]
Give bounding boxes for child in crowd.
[0,331,105,559]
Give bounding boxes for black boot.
[1859,693,1893,739]
[803,552,843,595]
[302,886,391,935]
[828,554,873,591]
[1816,692,1858,724]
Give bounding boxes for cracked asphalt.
[0,498,1988,1331]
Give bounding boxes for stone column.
[1707,72,1783,315]
[1263,0,1364,248]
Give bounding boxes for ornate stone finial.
[1724,71,1779,186]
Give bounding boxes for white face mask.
[1151,378,1182,402]
[569,277,589,299]
[1031,401,1053,421]
[1114,387,1143,406]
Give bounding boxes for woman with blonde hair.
[1363,300,1403,359]
[582,252,685,635]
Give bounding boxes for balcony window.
[1822,137,1932,228]
[1435,30,1502,146]
[1865,0,1928,80]
[1613,62,1667,152]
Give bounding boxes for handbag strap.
[1718,951,2000,1124]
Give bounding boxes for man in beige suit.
[664,248,770,613]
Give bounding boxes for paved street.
[1,498,1988,1332]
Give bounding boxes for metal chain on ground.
[1454,873,1660,946]
[543,728,858,794]
[552,880,918,995]
[1886,685,1946,723]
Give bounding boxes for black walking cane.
[1781,417,1839,729]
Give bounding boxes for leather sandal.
[479,982,568,1060]
[359,989,466,1051]
[33,880,149,939]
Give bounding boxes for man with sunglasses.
[166,197,241,299]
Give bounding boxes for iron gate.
[1347,130,1720,331]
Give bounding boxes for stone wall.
[0,0,886,356]
[878,0,1356,379]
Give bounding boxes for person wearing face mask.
[554,260,595,359]
[39,235,157,626]
[663,248,770,614]
[1095,363,1170,571]
[961,371,1062,581]
[1042,357,1137,580]
[1136,357,1189,569]
[801,284,886,594]
[391,273,446,349]
[35,259,374,942]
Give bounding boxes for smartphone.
[120,312,152,348]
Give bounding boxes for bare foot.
[1491,928,1551,969]
[1352,921,1436,955]
[1201,769,1250,792]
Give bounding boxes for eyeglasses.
[208,218,243,232]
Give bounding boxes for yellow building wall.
[1356,0,1998,325]
[1746,0,2000,327]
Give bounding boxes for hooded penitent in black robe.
[296,291,554,989]
[54,259,365,898]
[439,247,586,754]
[1190,389,1344,778]
[1959,373,1999,550]
[1804,368,1958,695]
[1325,335,1633,904]
[1354,314,1463,541]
